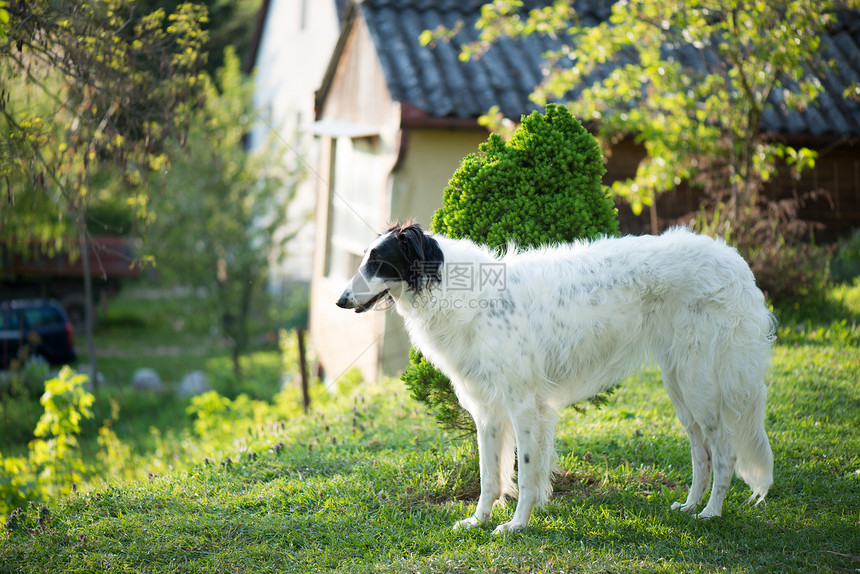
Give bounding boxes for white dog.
[337,222,775,534]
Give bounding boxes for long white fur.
[341,226,775,534]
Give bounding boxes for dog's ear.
[396,223,442,290]
[422,231,444,274]
[397,224,426,262]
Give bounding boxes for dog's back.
[491,228,774,399]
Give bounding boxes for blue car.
[0,299,77,369]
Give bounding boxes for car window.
[1,310,21,330]
[23,307,63,328]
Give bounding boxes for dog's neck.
[394,236,500,327]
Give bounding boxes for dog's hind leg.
[662,366,712,513]
[454,409,514,530]
[671,422,712,513]
[696,434,736,519]
[493,400,557,535]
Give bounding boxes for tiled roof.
[358,0,860,138]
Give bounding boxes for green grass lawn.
[1,284,859,573]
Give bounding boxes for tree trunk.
[78,210,99,392]
[297,328,310,412]
[231,344,242,384]
[232,274,255,384]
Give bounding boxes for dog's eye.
[367,249,378,261]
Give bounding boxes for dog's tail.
[730,384,774,504]
[724,306,776,505]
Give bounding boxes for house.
[245,0,348,293]
[256,0,860,383]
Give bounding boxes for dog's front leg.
[454,413,513,530]
[493,400,557,535]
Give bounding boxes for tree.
[452,0,840,223]
[1,0,208,386]
[132,0,263,75]
[145,48,299,387]
[402,104,619,436]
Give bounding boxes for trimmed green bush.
[402,104,620,435]
[431,104,618,249]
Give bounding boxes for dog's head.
[336,221,443,313]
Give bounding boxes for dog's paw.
[694,508,721,519]
[453,516,483,531]
[670,501,698,513]
[492,521,526,535]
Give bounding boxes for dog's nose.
[336,292,353,309]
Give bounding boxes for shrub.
[28,367,94,497]
[832,228,860,283]
[402,104,619,436]
[1,367,93,521]
[431,104,618,250]
[401,348,475,436]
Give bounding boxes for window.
[23,307,63,328]
[325,136,382,280]
[0,309,23,330]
